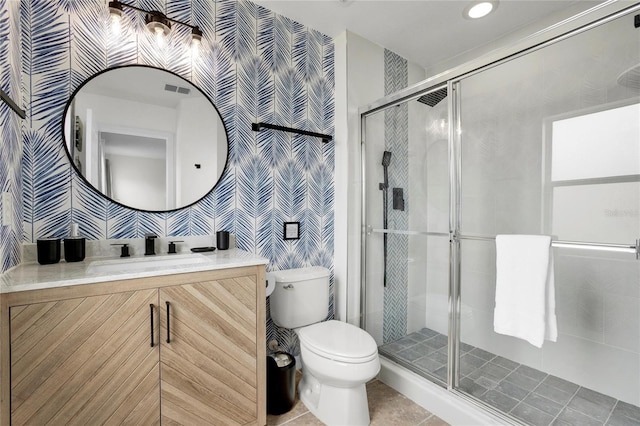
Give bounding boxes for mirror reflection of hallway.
[100,131,169,211]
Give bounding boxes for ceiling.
[83,67,202,108]
[254,0,606,71]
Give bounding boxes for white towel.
[493,235,557,348]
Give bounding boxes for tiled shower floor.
[379,328,640,426]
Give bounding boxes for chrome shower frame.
[359,1,640,422]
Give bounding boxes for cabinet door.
[160,276,258,425]
[10,289,160,425]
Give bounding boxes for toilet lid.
[298,320,378,363]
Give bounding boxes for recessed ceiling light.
[464,1,498,19]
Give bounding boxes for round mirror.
[62,65,228,212]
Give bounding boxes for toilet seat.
[298,320,378,363]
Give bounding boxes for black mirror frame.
[61,64,230,214]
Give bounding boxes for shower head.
[382,151,392,167]
[417,87,448,107]
[617,64,640,89]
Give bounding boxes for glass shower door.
[362,86,451,386]
[455,9,640,424]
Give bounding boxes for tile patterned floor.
[266,373,449,426]
[379,328,640,426]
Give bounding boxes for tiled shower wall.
[19,0,334,352]
[0,0,22,273]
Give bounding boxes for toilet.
[267,266,380,426]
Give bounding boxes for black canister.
[216,231,229,250]
[64,237,86,262]
[37,238,61,265]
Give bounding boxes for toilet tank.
[268,266,330,329]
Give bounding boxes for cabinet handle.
[150,304,155,347]
[166,301,171,343]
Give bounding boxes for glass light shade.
[191,27,203,53]
[109,2,123,34]
[110,12,122,34]
[154,26,166,47]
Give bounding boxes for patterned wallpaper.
[0,0,22,273]
[383,49,409,343]
[19,0,334,352]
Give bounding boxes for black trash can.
[266,351,296,415]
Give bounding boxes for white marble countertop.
[1,248,269,294]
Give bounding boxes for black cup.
[37,238,61,265]
[64,237,86,262]
[216,231,229,250]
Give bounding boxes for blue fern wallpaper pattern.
[20,0,334,352]
[0,0,22,273]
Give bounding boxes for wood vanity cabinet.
[0,265,266,426]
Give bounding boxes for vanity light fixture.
[108,0,204,50]
[145,11,171,47]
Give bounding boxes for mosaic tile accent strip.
[19,0,334,354]
[380,329,640,426]
[382,49,409,343]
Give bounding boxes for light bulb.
[110,13,122,35]
[191,27,203,56]
[155,26,165,47]
[108,1,123,35]
[191,37,201,55]
[465,1,495,19]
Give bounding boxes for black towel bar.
[251,122,332,143]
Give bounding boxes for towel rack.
[251,122,332,143]
[457,233,640,260]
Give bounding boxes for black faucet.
[145,233,157,256]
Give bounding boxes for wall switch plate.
[2,192,12,226]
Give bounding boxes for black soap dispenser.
[64,223,86,262]
[168,240,183,254]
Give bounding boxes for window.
[545,102,640,243]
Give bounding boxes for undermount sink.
[87,253,210,274]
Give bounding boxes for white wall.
[333,31,348,323]
[75,92,178,134]
[344,31,384,328]
[175,97,219,205]
[107,154,166,210]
